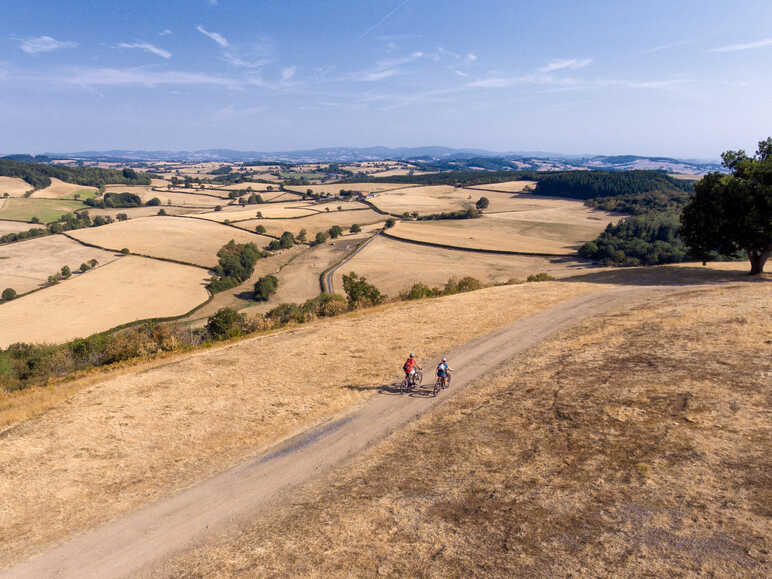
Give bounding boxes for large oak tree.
[681,138,771,274]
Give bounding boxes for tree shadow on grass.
[560,264,770,287]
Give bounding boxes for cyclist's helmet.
[442,357,447,362]
[409,353,415,358]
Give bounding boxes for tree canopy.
[681,138,771,274]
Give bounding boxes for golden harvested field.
[487,195,620,224]
[467,179,537,192]
[310,199,371,212]
[0,279,614,566]
[286,182,413,196]
[102,185,225,207]
[161,187,232,199]
[369,185,544,215]
[0,176,32,197]
[31,178,96,199]
[68,216,267,267]
[0,234,119,295]
[236,208,384,238]
[332,234,591,294]
[196,202,317,222]
[162,280,771,577]
[83,206,197,219]
[0,220,45,236]
[388,214,607,254]
[222,182,277,191]
[0,255,209,348]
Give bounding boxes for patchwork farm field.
[102,186,225,207]
[31,178,97,199]
[0,234,119,295]
[286,182,413,196]
[0,256,210,348]
[0,177,32,197]
[0,198,86,223]
[196,202,318,221]
[331,234,586,294]
[236,208,384,238]
[386,214,606,254]
[83,206,197,219]
[68,216,268,267]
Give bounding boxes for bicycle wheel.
[444,374,451,389]
[401,376,410,392]
[415,370,423,386]
[433,378,441,397]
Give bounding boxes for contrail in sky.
[358,0,410,40]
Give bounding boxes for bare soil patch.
[0,255,209,348]
[159,281,771,577]
[0,280,609,567]
[68,216,267,267]
[0,234,118,295]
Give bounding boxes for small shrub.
[146,197,161,206]
[267,240,281,251]
[303,293,347,317]
[2,288,17,301]
[206,308,245,340]
[526,273,556,282]
[350,224,362,233]
[476,196,490,210]
[79,263,90,273]
[61,265,72,279]
[266,303,309,325]
[256,225,266,234]
[120,248,130,254]
[314,231,329,245]
[328,225,343,239]
[254,275,279,301]
[385,218,396,228]
[214,205,223,212]
[158,208,167,216]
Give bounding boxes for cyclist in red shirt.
[403,353,422,386]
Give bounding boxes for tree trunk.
[748,247,769,275]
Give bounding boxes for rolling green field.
[0,198,87,223]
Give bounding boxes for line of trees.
[0,158,151,189]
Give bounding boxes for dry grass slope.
[160,281,771,577]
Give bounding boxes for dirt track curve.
[2,286,666,579]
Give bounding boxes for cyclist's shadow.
[343,383,429,396]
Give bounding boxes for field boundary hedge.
[380,230,568,257]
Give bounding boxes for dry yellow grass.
[467,179,537,192]
[221,182,277,191]
[285,182,414,196]
[159,280,772,577]
[0,234,119,295]
[236,208,385,238]
[0,280,611,567]
[388,215,605,254]
[0,176,32,197]
[332,234,594,294]
[487,195,620,226]
[30,178,96,199]
[0,220,47,236]
[83,206,197,219]
[0,255,209,348]
[68,216,266,267]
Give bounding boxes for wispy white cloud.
[377,51,423,69]
[196,25,229,47]
[117,42,172,59]
[359,0,410,40]
[455,69,468,77]
[363,69,398,81]
[281,66,296,81]
[58,67,241,89]
[466,53,477,62]
[159,29,173,36]
[223,52,270,68]
[539,58,592,73]
[710,37,772,53]
[20,35,77,54]
[641,40,688,55]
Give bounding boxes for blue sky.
[1,0,771,157]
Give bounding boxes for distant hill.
[4,147,722,174]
